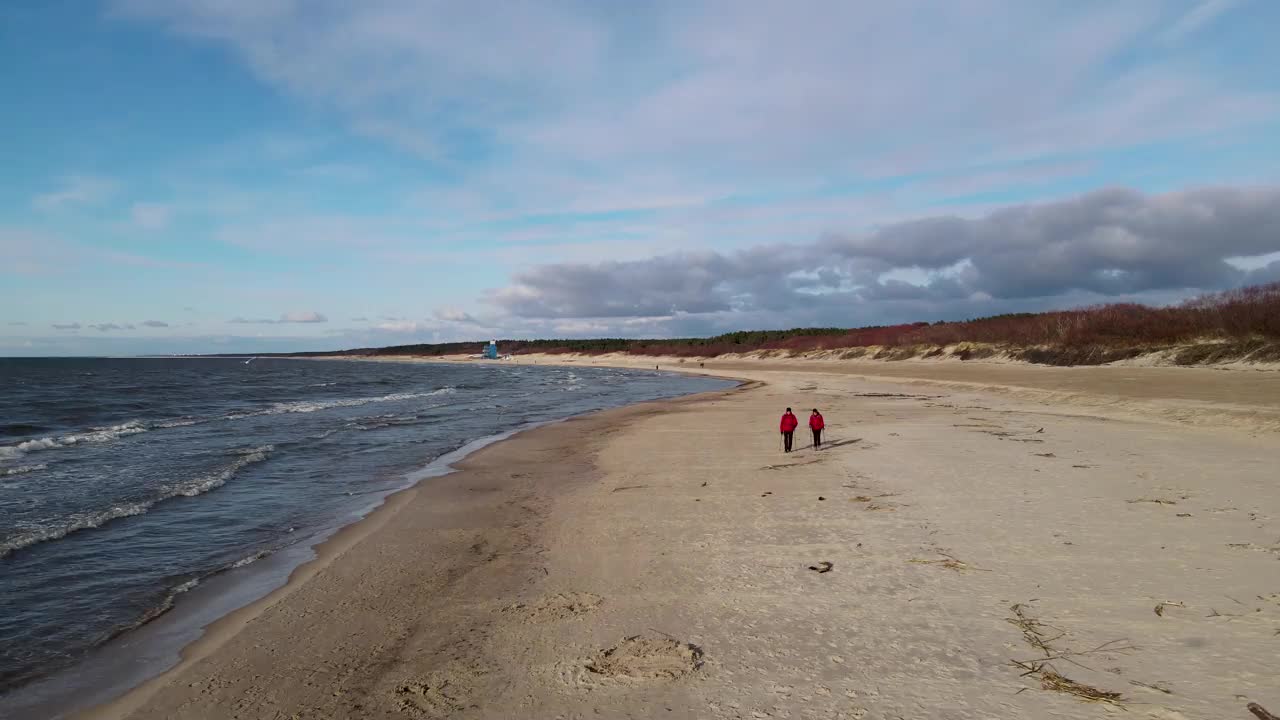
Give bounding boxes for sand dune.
[89,359,1280,720]
[516,353,1280,434]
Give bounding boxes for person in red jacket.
[809,408,825,449]
[779,407,799,452]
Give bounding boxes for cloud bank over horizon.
[8,184,1280,355]
[487,185,1280,338]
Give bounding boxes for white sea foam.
[162,445,273,498]
[0,420,149,459]
[229,549,271,569]
[0,501,152,558]
[1,463,47,477]
[0,445,274,559]
[171,577,200,594]
[226,389,452,420]
[133,577,202,626]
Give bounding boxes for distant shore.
[89,358,1280,719]
[329,351,1280,433]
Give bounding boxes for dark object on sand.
[808,561,833,573]
[818,496,826,501]
[1249,703,1279,720]
[701,481,707,487]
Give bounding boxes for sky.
[3,0,1280,356]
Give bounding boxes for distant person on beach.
[780,408,798,452]
[809,409,825,449]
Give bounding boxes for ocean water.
[0,357,730,701]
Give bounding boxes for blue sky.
[3,0,1279,355]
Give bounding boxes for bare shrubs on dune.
[330,282,1280,366]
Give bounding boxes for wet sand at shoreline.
[87,358,1279,719]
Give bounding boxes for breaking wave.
[122,578,202,632]
[1,463,47,477]
[228,549,271,569]
[0,388,457,460]
[0,421,149,460]
[226,389,454,420]
[0,445,273,559]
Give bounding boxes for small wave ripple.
[0,445,273,559]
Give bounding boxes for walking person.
[809,408,825,449]
[780,407,798,452]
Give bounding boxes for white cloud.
[433,307,477,323]
[230,311,328,324]
[1163,0,1240,43]
[2,225,200,275]
[281,311,327,324]
[131,202,172,230]
[32,175,118,212]
[374,319,429,333]
[113,1,1279,222]
[140,320,170,328]
[214,216,410,252]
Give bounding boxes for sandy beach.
[83,358,1279,720]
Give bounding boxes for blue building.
[483,340,498,359]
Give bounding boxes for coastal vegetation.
[299,282,1280,366]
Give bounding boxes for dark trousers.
[782,431,794,452]
[812,429,822,448]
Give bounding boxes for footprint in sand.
[502,591,603,622]
[584,633,704,682]
[394,660,489,718]
[557,632,703,689]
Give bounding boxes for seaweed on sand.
[1007,603,1134,706]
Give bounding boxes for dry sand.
[83,357,1279,720]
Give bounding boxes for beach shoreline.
[45,424,530,720]
[70,357,1280,720]
[65,378,749,720]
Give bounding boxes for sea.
[0,357,731,717]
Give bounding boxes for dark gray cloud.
[140,320,169,328]
[492,186,1280,331]
[51,323,81,330]
[88,323,136,332]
